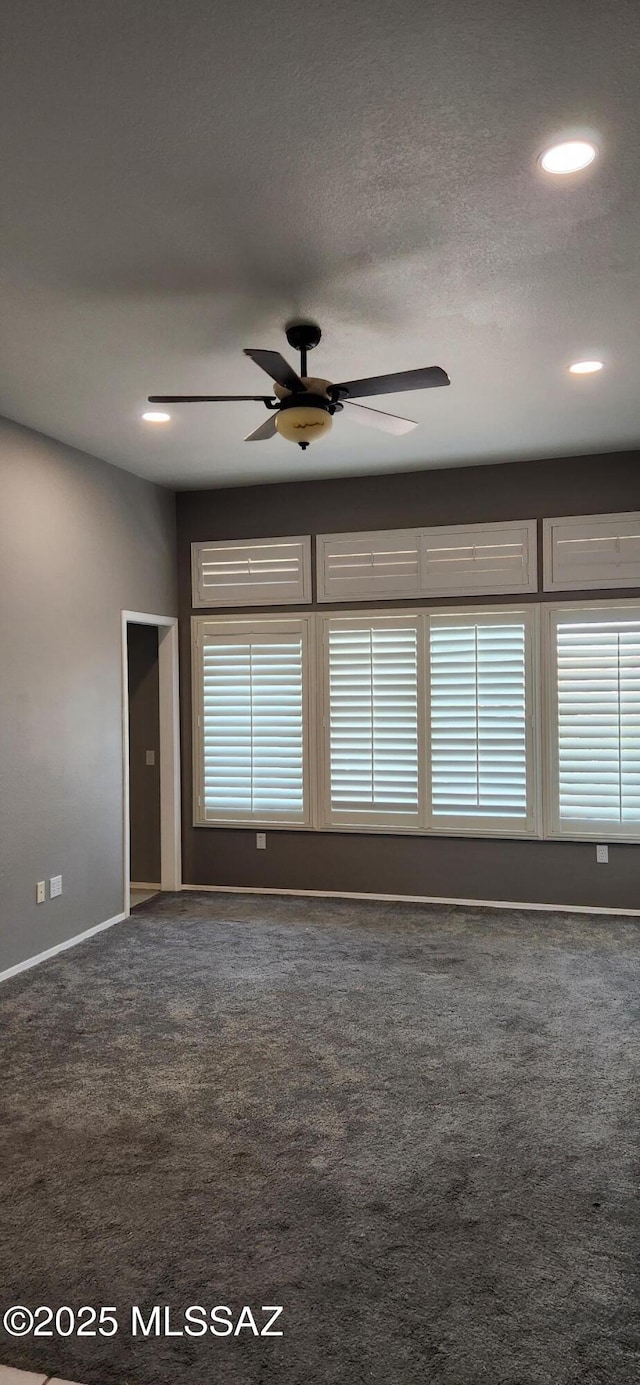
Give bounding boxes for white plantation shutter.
[549,607,640,838]
[427,612,536,831]
[193,617,311,825]
[317,522,537,603]
[421,521,537,596]
[543,513,640,591]
[192,536,311,608]
[323,618,421,826]
[317,531,421,602]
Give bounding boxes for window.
[546,604,640,840]
[192,615,313,826]
[192,536,311,608]
[317,608,539,835]
[192,599,640,845]
[426,610,538,834]
[316,521,537,603]
[320,615,422,828]
[316,531,421,603]
[543,512,640,592]
[420,521,537,597]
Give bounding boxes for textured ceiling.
[0,0,639,489]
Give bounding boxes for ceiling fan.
[148,321,450,449]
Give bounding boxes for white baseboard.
[130,882,161,891]
[2,886,635,990]
[0,911,127,985]
[181,883,640,918]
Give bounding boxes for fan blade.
[147,394,273,403]
[243,349,303,392]
[333,366,449,399]
[245,414,278,442]
[343,401,417,435]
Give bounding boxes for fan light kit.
[569,360,604,374]
[540,139,597,174]
[142,410,171,423]
[148,321,450,449]
[275,403,333,443]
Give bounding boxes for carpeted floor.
[1,892,639,1385]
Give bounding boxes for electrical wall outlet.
[50,874,62,898]
[596,844,609,865]
[146,749,155,766]
[256,832,267,849]
[36,880,46,904]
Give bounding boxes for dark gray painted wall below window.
[177,450,640,911]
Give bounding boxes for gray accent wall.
[177,450,640,911]
[127,624,161,886]
[0,417,177,974]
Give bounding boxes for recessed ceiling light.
[540,139,597,174]
[568,360,604,374]
[142,410,171,423]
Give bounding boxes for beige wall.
[177,450,640,911]
[0,417,177,973]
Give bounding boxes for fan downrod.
[285,320,321,377]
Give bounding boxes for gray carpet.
[1,892,639,1385]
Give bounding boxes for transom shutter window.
[550,609,640,837]
[543,513,640,591]
[428,613,534,830]
[420,521,537,597]
[192,536,311,608]
[317,522,537,602]
[325,620,421,825]
[317,532,421,603]
[194,618,310,825]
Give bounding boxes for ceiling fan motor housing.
[273,377,340,407]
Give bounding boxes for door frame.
[121,611,181,914]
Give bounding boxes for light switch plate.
[36,880,46,904]
[146,749,155,766]
[596,844,609,864]
[50,874,62,897]
[256,832,266,849]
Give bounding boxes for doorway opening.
[127,623,161,906]
[121,611,181,915]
